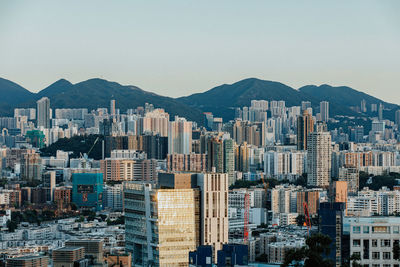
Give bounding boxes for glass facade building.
[124,182,200,267]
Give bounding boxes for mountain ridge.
[0,77,398,123]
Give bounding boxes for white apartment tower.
[307,127,332,187]
[320,101,329,122]
[37,97,50,128]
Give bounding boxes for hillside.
[0,78,204,124]
[177,78,318,120]
[178,78,400,121]
[0,78,36,116]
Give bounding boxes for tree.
[6,220,18,232]
[281,233,334,267]
[350,253,361,267]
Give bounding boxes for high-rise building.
[378,103,384,121]
[297,110,314,150]
[100,158,157,182]
[110,99,116,117]
[395,110,400,126]
[36,97,50,128]
[223,139,235,185]
[72,173,103,211]
[124,182,200,266]
[166,153,207,172]
[301,101,311,111]
[320,101,329,122]
[168,116,192,155]
[197,173,229,261]
[20,151,41,181]
[360,99,367,113]
[307,127,332,187]
[338,167,359,194]
[319,202,346,267]
[330,181,348,204]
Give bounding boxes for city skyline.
[1,0,400,103]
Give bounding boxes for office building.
[297,109,314,150]
[36,97,50,128]
[307,127,332,187]
[124,182,200,266]
[319,202,346,267]
[72,173,103,211]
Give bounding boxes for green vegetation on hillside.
[40,134,103,160]
[359,171,400,191]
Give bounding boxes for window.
[353,239,361,247]
[353,226,361,234]
[373,226,389,233]
[353,251,361,258]
[372,252,380,260]
[383,252,391,260]
[363,226,370,233]
[381,239,390,247]
[372,239,378,247]
[394,226,400,234]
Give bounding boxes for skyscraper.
[36,97,50,128]
[378,103,384,121]
[307,126,332,187]
[297,110,314,150]
[197,173,229,261]
[320,101,329,122]
[124,182,200,266]
[168,116,192,154]
[110,99,116,117]
[395,110,400,126]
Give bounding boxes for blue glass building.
[319,202,345,267]
[217,244,248,267]
[72,173,103,211]
[189,245,213,267]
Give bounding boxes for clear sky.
[1,0,399,103]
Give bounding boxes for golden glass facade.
[157,189,200,266]
[124,182,200,267]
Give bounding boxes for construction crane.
[303,202,312,236]
[80,136,100,159]
[244,192,250,243]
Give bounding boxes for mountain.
[178,78,400,121]
[37,79,73,98]
[0,78,203,123]
[0,78,36,115]
[177,78,318,120]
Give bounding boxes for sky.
[0,0,399,103]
